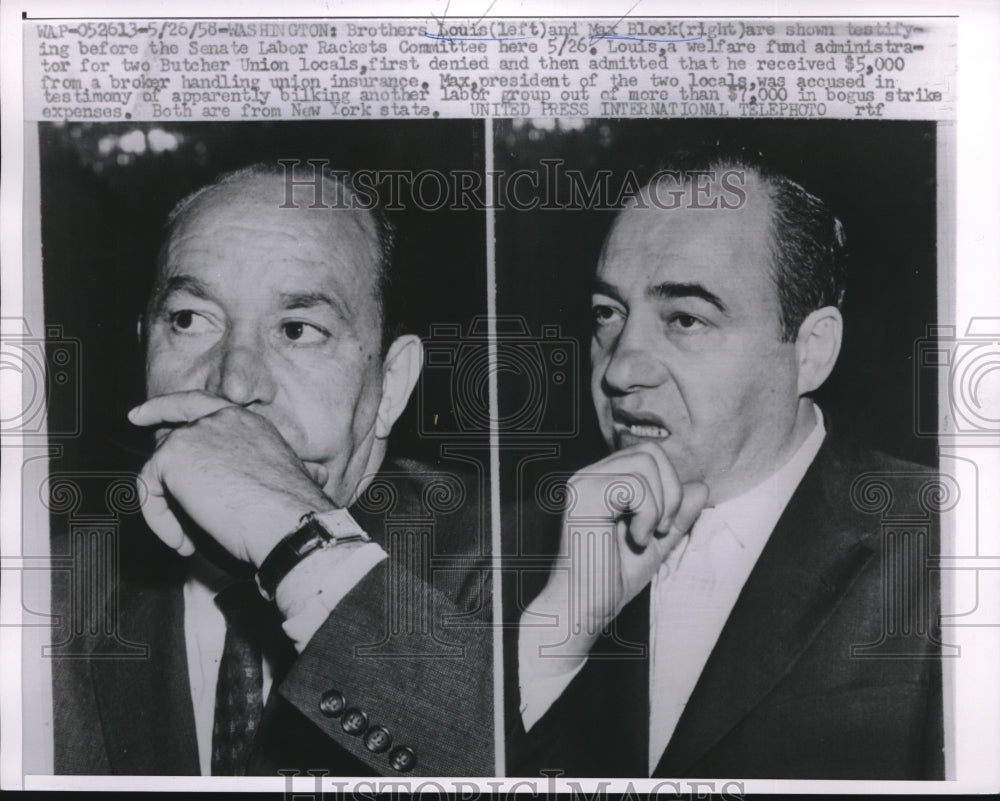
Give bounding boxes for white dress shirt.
[183,540,387,774]
[519,407,826,775]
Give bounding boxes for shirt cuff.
[518,617,588,731]
[279,542,388,652]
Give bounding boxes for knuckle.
[662,491,682,517]
[153,427,179,452]
[136,465,153,489]
[209,404,242,422]
[627,473,653,500]
[628,449,653,469]
[202,404,256,433]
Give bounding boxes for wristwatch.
[255,508,370,600]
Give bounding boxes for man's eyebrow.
[647,281,728,313]
[591,279,626,305]
[278,291,350,319]
[153,275,212,307]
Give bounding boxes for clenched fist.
[129,390,336,567]
[525,442,708,676]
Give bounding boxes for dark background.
[495,119,938,562]
[40,120,487,482]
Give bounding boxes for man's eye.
[592,304,622,327]
[281,321,328,343]
[168,310,213,334]
[668,313,707,332]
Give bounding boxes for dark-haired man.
[513,156,943,779]
[53,165,493,777]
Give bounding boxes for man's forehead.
[595,190,779,314]
[161,177,380,278]
[172,176,376,247]
[602,184,773,270]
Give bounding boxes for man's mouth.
[621,423,670,439]
[612,411,671,440]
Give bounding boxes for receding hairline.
[155,169,384,284]
[165,169,379,244]
[149,170,384,320]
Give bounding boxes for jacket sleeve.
[277,549,494,776]
[506,588,651,779]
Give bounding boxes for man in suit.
[512,151,943,779]
[52,164,493,776]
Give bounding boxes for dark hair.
[652,146,848,342]
[156,162,406,356]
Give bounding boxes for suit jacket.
[508,439,945,780]
[52,457,494,777]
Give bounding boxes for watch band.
[255,509,369,600]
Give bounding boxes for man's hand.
[129,390,335,567]
[525,443,708,675]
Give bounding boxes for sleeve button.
[363,725,392,753]
[319,690,346,717]
[388,745,417,772]
[340,708,368,736]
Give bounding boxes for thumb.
[304,462,330,489]
[651,480,710,556]
[670,480,710,537]
[137,462,196,556]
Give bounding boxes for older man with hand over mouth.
[53,164,493,778]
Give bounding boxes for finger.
[605,444,678,547]
[623,488,660,551]
[137,461,196,556]
[641,481,709,570]
[665,480,710,542]
[628,442,683,537]
[304,462,330,488]
[572,448,668,550]
[622,461,663,550]
[128,391,236,427]
[153,426,172,448]
[600,469,658,552]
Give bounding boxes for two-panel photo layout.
[39,118,943,780]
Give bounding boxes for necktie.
[211,580,265,776]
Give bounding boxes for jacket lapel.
[654,441,878,777]
[90,576,201,775]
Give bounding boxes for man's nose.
[600,318,670,394]
[208,331,277,407]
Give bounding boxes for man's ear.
[375,334,424,439]
[795,306,843,396]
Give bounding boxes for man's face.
[590,178,804,502]
[144,176,387,503]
